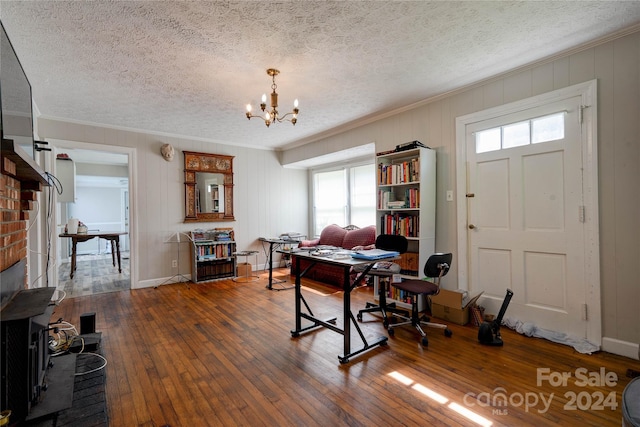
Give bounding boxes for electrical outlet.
[446,190,454,201]
[172,260,178,268]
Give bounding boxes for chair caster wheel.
[387,327,395,336]
[357,313,363,321]
[444,328,453,337]
[383,320,389,328]
[421,337,429,346]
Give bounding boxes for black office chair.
[356,234,410,327]
[387,253,453,346]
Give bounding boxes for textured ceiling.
[1,1,639,151]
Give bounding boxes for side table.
[233,251,259,282]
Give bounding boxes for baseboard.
[134,275,192,289]
[602,337,640,360]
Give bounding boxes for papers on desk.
[279,232,305,241]
[351,249,400,260]
[311,249,334,257]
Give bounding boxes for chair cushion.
[318,224,349,247]
[342,225,376,250]
[393,279,439,295]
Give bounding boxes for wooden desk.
[288,250,396,364]
[59,232,127,279]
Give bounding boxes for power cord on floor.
[47,318,108,375]
[74,352,108,376]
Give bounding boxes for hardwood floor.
[51,269,640,427]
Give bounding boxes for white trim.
[134,276,191,290]
[455,80,601,345]
[602,337,640,361]
[48,139,137,290]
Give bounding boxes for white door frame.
[50,139,137,290]
[455,80,601,345]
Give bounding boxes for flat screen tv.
[0,20,35,159]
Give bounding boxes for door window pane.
[502,121,530,149]
[475,112,565,154]
[476,128,501,153]
[532,113,564,144]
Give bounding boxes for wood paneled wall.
[281,31,640,353]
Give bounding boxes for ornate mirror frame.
[184,151,235,222]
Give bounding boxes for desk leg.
[340,266,352,363]
[293,257,302,334]
[338,263,388,364]
[70,239,77,279]
[267,241,274,290]
[266,242,293,291]
[115,237,122,273]
[110,238,116,267]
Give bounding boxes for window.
[475,112,565,154]
[312,162,376,236]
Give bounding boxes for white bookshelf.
[374,147,436,311]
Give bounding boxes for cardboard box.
[429,289,483,325]
[236,262,252,277]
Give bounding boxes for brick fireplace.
[1,141,51,423]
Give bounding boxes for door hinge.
[579,205,586,223]
[579,105,591,124]
[582,303,588,321]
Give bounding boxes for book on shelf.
[380,213,420,237]
[387,201,406,208]
[377,157,421,185]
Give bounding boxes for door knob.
[468,224,476,230]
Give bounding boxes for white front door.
[456,82,600,344]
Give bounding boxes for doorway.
[52,141,135,297]
[455,81,601,345]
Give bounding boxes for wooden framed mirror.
[184,151,235,222]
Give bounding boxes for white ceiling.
[1,1,639,152]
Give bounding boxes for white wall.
[36,121,309,288]
[69,186,123,255]
[281,31,640,356]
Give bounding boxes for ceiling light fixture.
[245,68,298,127]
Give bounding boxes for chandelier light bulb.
[294,99,299,108]
[261,93,267,103]
[246,104,252,112]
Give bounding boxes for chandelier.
[245,68,299,127]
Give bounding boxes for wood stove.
[0,260,54,423]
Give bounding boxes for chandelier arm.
[276,112,294,121]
